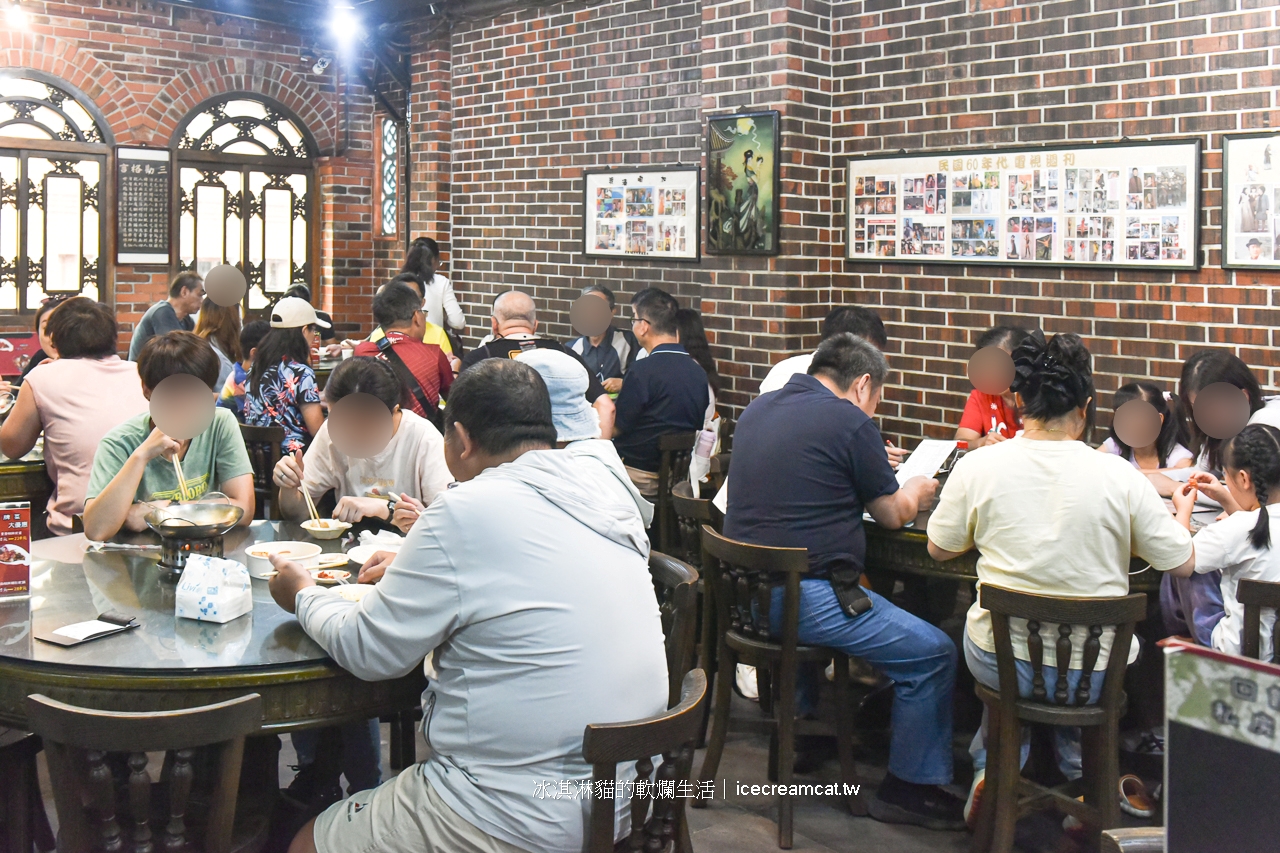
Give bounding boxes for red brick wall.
[0,0,379,348]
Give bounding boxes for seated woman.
[1177,425,1280,658]
[1098,381,1193,472]
[271,356,451,535]
[926,331,1195,825]
[82,332,254,541]
[0,298,149,535]
[193,296,242,391]
[243,297,326,454]
[676,307,720,429]
[955,325,1030,448]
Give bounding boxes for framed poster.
[1222,132,1280,268]
[706,110,781,256]
[116,146,171,265]
[846,139,1201,270]
[582,166,700,261]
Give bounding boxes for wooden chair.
[649,551,699,707]
[26,693,265,853]
[583,669,708,853]
[1238,578,1280,663]
[0,728,54,853]
[655,432,698,555]
[670,482,724,745]
[970,585,1147,853]
[708,451,730,492]
[239,424,286,520]
[695,526,865,849]
[1101,828,1162,852]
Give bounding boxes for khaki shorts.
[313,767,526,853]
[625,465,659,499]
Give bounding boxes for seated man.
[566,284,642,393]
[612,287,709,497]
[460,290,615,438]
[84,331,255,541]
[725,333,963,830]
[268,359,669,853]
[760,305,887,393]
[353,281,454,425]
[368,272,461,373]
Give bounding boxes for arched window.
[0,70,111,312]
[173,95,316,308]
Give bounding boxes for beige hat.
[270,296,331,329]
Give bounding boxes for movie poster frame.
[1221,131,1280,269]
[705,110,782,257]
[581,165,701,262]
[844,138,1202,272]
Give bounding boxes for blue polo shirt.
[612,343,709,472]
[725,373,899,577]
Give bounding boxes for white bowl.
[244,540,322,578]
[301,519,352,540]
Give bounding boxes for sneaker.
[281,763,343,812]
[734,664,759,701]
[868,773,967,831]
[963,769,985,829]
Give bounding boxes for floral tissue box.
[175,554,252,623]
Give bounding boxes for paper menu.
[894,439,958,486]
[51,619,122,642]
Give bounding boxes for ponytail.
[1223,424,1280,550]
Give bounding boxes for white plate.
[345,543,400,566]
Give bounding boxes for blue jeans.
[291,719,383,794]
[964,633,1106,781]
[770,580,957,786]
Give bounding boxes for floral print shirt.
[244,357,321,453]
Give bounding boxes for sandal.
[1119,774,1156,818]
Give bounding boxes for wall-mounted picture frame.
[845,138,1202,271]
[706,110,781,256]
[582,166,700,261]
[1222,132,1280,268]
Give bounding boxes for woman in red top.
[956,326,1031,447]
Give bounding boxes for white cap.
[270,296,330,329]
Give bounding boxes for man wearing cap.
[128,271,204,361]
[460,290,615,438]
[515,348,604,446]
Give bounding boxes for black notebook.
[34,611,138,647]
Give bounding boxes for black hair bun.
[1011,331,1093,419]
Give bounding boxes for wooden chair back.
[239,423,286,520]
[649,551,699,706]
[669,480,722,568]
[707,450,730,492]
[583,670,708,853]
[655,432,698,554]
[1237,578,1280,663]
[26,693,262,853]
[699,525,809,662]
[980,585,1147,714]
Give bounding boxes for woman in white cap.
[244,296,328,454]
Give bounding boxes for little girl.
[955,325,1030,448]
[1099,381,1194,471]
[1175,424,1280,658]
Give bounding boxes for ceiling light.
[5,2,28,30]
[328,4,361,51]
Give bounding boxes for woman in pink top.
[0,298,149,535]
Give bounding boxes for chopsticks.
[171,452,187,502]
[300,483,321,523]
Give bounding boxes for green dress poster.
[707,111,780,255]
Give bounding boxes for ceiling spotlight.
[5,1,28,30]
[312,56,331,74]
[328,4,361,51]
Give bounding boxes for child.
[83,331,255,541]
[218,320,269,421]
[955,325,1030,448]
[1174,424,1280,658]
[1098,381,1193,471]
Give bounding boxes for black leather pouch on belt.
[828,561,874,618]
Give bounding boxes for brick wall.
[0,0,379,348]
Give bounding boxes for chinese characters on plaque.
[846,141,1201,270]
[582,167,700,261]
[116,147,171,265]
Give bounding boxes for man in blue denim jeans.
[725,332,964,830]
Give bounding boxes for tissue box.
[175,555,252,623]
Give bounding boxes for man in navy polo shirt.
[612,287,709,496]
[726,333,963,830]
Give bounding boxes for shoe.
[734,664,759,701]
[792,733,834,775]
[963,769,984,829]
[281,763,343,812]
[1118,774,1155,818]
[868,773,967,831]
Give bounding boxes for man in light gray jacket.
[269,358,669,853]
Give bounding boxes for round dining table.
[0,520,424,738]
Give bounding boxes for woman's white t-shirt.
[928,437,1193,669]
[1194,504,1280,659]
[1099,437,1193,470]
[300,409,451,506]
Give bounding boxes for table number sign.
[0,501,31,598]
[116,147,171,265]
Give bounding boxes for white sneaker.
[963,768,984,829]
[735,664,759,700]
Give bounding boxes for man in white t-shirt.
[759,305,888,393]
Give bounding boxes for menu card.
[0,501,31,598]
[894,439,958,486]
